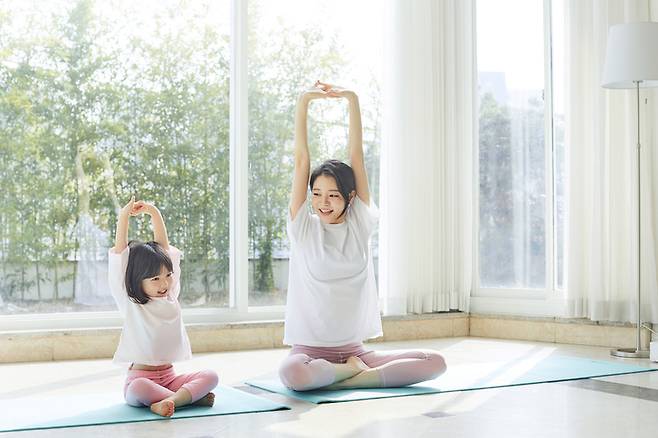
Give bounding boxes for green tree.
[479,92,513,286]
[1,0,232,310]
[247,1,344,299]
[479,91,546,288]
[1,0,381,312]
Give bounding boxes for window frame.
[0,0,570,331]
[471,0,567,317]
[0,0,286,332]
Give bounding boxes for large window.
[0,0,382,322]
[0,0,231,315]
[477,0,566,292]
[246,0,382,306]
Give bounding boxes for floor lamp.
[602,22,658,359]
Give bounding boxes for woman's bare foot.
[347,356,369,373]
[150,399,175,417]
[323,356,372,390]
[324,368,381,390]
[192,392,215,407]
[331,355,370,383]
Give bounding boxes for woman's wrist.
[343,91,358,102]
[298,89,315,99]
[299,89,328,103]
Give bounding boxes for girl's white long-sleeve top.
[108,245,192,366]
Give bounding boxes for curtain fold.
[564,0,658,323]
[379,0,476,315]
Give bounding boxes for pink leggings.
[123,366,219,407]
[278,343,446,391]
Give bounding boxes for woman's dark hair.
[309,159,356,218]
[125,240,173,304]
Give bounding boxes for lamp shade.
[602,22,658,89]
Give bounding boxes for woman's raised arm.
[316,81,370,205]
[344,91,369,205]
[290,86,328,220]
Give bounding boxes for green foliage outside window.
[0,0,381,313]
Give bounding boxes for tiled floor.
[2,337,658,438]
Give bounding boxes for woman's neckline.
[323,220,347,229]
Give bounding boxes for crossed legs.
[279,348,446,391]
[124,369,219,417]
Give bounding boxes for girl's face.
[140,265,173,299]
[311,174,352,224]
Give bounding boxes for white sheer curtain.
[565,0,658,323]
[378,0,476,315]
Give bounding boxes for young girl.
[109,196,218,416]
[279,81,447,391]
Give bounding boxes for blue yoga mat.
[0,385,289,433]
[247,355,657,404]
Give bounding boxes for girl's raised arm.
[147,205,169,250]
[290,86,327,220]
[114,196,135,253]
[114,197,169,252]
[132,201,169,251]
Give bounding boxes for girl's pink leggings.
[123,365,219,407]
[278,343,446,391]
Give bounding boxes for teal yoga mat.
[246,355,657,404]
[0,385,289,433]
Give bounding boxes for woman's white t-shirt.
[283,196,383,347]
[108,245,192,366]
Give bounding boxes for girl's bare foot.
[193,392,215,407]
[150,399,175,417]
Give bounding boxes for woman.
[278,81,446,391]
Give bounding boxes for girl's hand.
[120,196,136,216]
[130,200,155,217]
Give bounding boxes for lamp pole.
[611,80,649,358]
[602,22,658,359]
[636,80,641,354]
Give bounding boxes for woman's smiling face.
[311,174,349,224]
